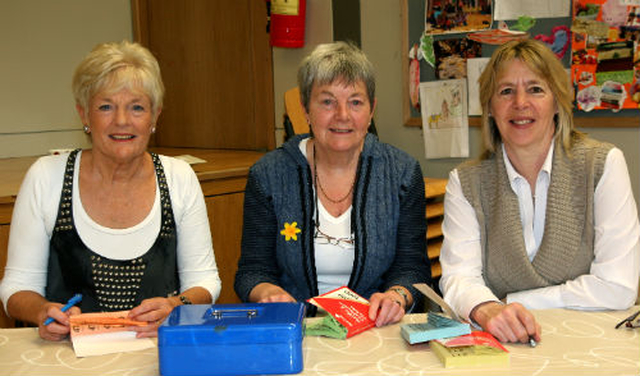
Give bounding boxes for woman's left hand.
[127,297,178,338]
[368,291,406,327]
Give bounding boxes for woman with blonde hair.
[0,41,221,340]
[439,39,639,344]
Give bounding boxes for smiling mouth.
[110,134,136,140]
[511,119,534,125]
[329,128,352,134]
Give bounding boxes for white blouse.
[0,151,221,311]
[439,144,640,321]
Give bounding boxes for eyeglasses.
[314,225,354,249]
[615,310,640,329]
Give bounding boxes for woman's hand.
[37,303,81,341]
[249,283,296,303]
[471,301,541,344]
[127,297,179,338]
[368,290,407,327]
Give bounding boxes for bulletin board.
[402,0,640,128]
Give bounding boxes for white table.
[0,307,638,375]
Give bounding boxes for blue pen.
[43,293,82,326]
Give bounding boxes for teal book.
[401,312,471,345]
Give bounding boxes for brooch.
[280,222,301,241]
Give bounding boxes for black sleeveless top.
[45,150,179,312]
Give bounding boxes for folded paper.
[69,310,154,357]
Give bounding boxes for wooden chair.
[283,87,309,141]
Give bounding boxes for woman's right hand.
[249,283,296,303]
[470,301,541,344]
[37,302,81,341]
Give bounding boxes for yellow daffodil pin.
[281,222,301,241]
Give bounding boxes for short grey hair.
[297,41,375,112]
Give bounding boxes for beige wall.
[272,0,334,146]
[0,0,132,158]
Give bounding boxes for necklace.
[313,143,356,204]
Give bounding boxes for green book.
[305,314,348,340]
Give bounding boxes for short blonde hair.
[478,39,574,153]
[72,41,164,116]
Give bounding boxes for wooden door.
[132,0,275,151]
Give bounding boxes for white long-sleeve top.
[0,151,221,311]
[439,143,640,321]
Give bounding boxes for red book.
[307,286,375,338]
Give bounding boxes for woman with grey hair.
[0,41,221,341]
[439,39,639,344]
[235,41,431,326]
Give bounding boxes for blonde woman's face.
[77,87,159,164]
[490,59,557,157]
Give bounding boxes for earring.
[151,126,156,134]
[83,125,90,134]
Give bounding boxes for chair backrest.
[284,87,309,141]
[283,86,378,142]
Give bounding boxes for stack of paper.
[69,311,154,357]
[401,312,471,344]
[401,283,471,344]
[430,331,510,368]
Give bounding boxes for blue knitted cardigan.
[234,134,431,313]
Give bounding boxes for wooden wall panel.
[205,193,245,305]
[133,0,275,150]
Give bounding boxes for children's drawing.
[419,79,469,159]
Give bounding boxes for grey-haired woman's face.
[305,79,375,154]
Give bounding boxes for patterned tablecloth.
[0,307,638,376]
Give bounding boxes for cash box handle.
[205,308,258,319]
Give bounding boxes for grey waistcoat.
[457,133,612,299]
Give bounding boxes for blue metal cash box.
[158,303,305,376]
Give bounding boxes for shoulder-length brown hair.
[478,39,574,154]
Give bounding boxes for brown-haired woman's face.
[490,59,557,156]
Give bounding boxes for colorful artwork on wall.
[425,0,492,35]
[433,38,483,79]
[571,0,640,111]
